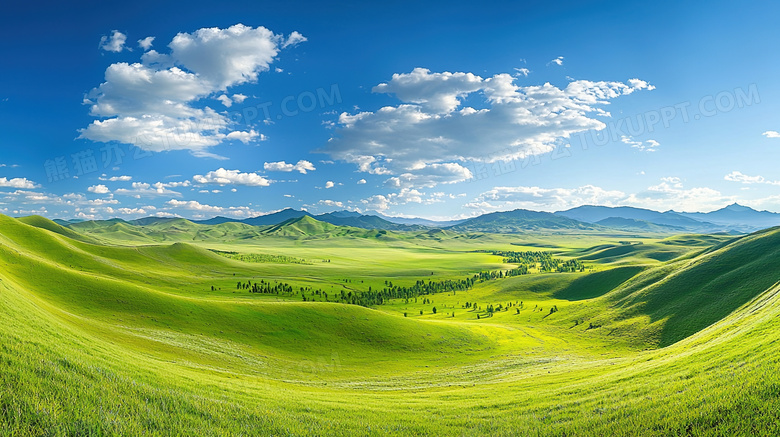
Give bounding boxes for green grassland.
[1,214,778,435]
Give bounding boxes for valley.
[2,213,778,435]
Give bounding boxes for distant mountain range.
[51,203,780,235]
[555,203,780,234]
[446,209,596,233]
[190,208,424,231]
[675,203,780,233]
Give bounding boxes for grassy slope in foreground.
[1,214,780,435]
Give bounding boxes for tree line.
[479,250,586,273]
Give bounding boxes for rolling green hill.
[3,213,780,435]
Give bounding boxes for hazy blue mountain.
[595,217,686,232]
[313,212,421,231]
[448,209,597,233]
[556,205,710,229]
[129,217,180,226]
[193,216,236,225]
[241,208,312,226]
[676,203,780,232]
[364,210,466,227]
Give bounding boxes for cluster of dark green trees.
[212,249,310,264]
[481,250,586,273]
[238,251,584,310]
[239,280,294,294]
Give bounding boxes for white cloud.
[357,178,367,184]
[467,179,732,213]
[165,199,259,217]
[628,180,734,212]
[621,136,660,152]
[0,177,38,189]
[193,168,272,186]
[87,184,110,194]
[318,199,344,208]
[547,56,564,66]
[99,174,133,181]
[114,181,183,198]
[325,181,335,189]
[513,67,530,77]
[100,30,127,52]
[763,131,780,138]
[724,171,780,186]
[468,185,626,212]
[81,24,303,154]
[358,188,429,213]
[361,194,390,211]
[138,36,155,51]
[384,163,473,189]
[373,68,484,113]
[217,94,232,107]
[660,176,683,188]
[232,93,248,103]
[323,68,653,189]
[281,31,307,49]
[225,129,262,143]
[115,207,148,215]
[263,160,316,174]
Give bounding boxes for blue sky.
[2,0,780,220]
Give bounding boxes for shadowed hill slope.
[579,226,780,346]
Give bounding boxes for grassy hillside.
[16,215,101,244]
[2,214,780,435]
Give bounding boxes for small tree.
[432,307,437,314]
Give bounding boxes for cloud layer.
[323,68,653,189]
[80,24,304,155]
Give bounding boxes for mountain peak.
[723,203,752,212]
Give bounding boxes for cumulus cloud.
[165,199,259,217]
[547,56,564,66]
[373,68,484,113]
[193,168,272,186]
[216,94,232,107]
[763,131,780,138]
[99,174,132,181]
[325,181,335,189]
[359,188,428,212]
[87,184,110,194]
[621,136,660,152]
[626,179,734,212]
[357,178,366,184]
[384,163,473,188]
[318,199,344,208]
[281,31,307,48]
[322,68,653,189]
[0,177,38,189]
[115,207,148,215]
[263,160,316,174]
[80,24,304,155]
[513,67,530,77]
[114,181,184,198]
[138,36,155,51]
[467,179,732,213]
[225,129,262,143]
[467,185,626,212]
[724,171,780,186]
[100,30,127,52]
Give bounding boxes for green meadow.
[2,214,779,435]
